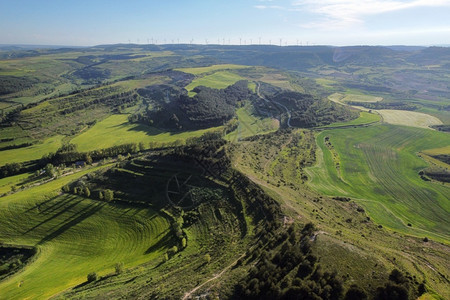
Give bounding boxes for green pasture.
[175,64,249,75]
[70,114,222,152]
[0,172,33,194]
[225,105,278,142]
[306,124,450,243]
[184,71,245,96]
[0,166,172,299]
[0,135,63,167]
[322,111,381,128]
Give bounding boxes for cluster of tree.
[57,89,138,115]
[0,76,37,96]
[234,223,346,300]
[72,67,111,83]
[62,178,114,202]
[139,80,251,130]
[270,91,357,127]
[234,222,425,300]
[431,124,450,132]
[0,162,23,178]
[0,142,33,152]
[41,143,143,167]
[346,101,418,111]
[0,246,36,280]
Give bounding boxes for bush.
[204,254,211,264]
[87,272,98,282]
[115,262,124,274]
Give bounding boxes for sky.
[1,0,450,46]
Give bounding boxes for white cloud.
[292,0,450,29]
[254,5,285,10]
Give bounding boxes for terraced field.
[0,167,172,299]
[70,114,222,152]
[306,124,450,243]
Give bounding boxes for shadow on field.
[22,195,82,235]
[37,202,106,245]
[24,195,60,213]
[145,230,174,255]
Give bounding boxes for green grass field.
[0,166,172,299]
[184,71,245,96]
[225,105,279,142]
[70,114,222,152]
[175,64,249,76]
[0,135,63,167]
[322,111,381,128]
[306,124,450,243]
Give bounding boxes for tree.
[45,163,56,178]
[115,262,124,275]
[84,187,91,198]
[181,237,187,248]
[204,254,211,264]
[98,191,104,200]
[87,272,98,282]
[104,189,114,201]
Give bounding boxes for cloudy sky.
[1,0,449,46]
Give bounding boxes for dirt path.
[181,254,245,300]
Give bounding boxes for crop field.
[225,104,279,142]
[0,172,33,195]
[378,109,443,129]
[306,124,450,243]
[175,64,250,75]
[322,111,381,128]
[0,135,63,167]
[0,167,172,299]
[183,71,245,96]
[70,114,222,152]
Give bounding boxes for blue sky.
[1,0,449,46]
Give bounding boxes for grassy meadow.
[225,104,279,142]
[184,71,245,96]
[70,114,222,152]
[0,135,63,167]
[306,124,450,243]
[0,166,172,299]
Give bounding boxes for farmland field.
[0,167,172,299]
[378,109,443,129]
[70,114,222,152]
[306,124,450,243]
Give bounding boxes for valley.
[0,44,449,299]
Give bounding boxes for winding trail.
[256,82,292,128]
[181,254,245,300]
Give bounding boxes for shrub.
[87,272,98,282]
[115,262,124,274]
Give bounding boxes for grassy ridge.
[0,167,172,299]
[306,124,450,242]
[70,114,222,152]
